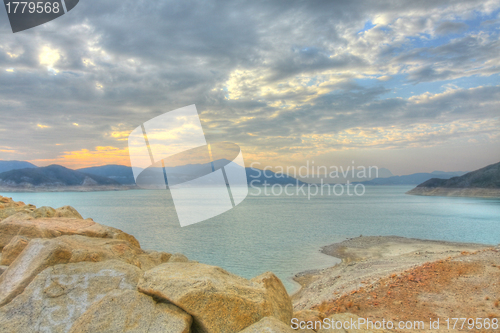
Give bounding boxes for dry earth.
[292,236,500,332]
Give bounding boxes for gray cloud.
[0,0,499,166]
[435,21,469,35]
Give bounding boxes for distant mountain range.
[0,164,120,187]
[0,160,37,174]
[78,165,137,184]
[79,160,304,186]
[0,160,304,188]
[407,161,500,198]
[356,171,467,185]
[1,159,486,191]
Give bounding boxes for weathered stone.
[251,272,293,324]
[0,197,36,221]
[138,262,293,333]
[169,253,189,262]
[103,224,141,248]
[239,317,296,332]
[0,235,30,265]
[317,313,390,333]
[0,235,148,307]
[69,289,192,333]
[147,251,172,264]
[0,238,72,307]
[0,217,140,250]
[0,260,142,333]
[1,210,34,223]
[0,266,7,276]
[292,309,325,330]
[54,205,83,219]
[32,206,56,218]
[137,251,172,271]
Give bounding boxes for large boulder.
[0,217,140,250]
[238,316,298,332]
[31,206,56,218]
[54,206,83,219]
[69,290,192,333]
[0,235,30,265]
[0,235,150,307]
[0,260,142,333]
[292,309,325,331]
[0,238,72,307]
[168,253,189,262]
[251,272,293,324]
[138,262,292,333]
[0,197,36,221]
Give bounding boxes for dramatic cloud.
[0,0,499,173]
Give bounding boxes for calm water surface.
[2,186,499,292]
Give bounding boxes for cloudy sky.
[0,0,499,175]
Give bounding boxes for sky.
[0,0,499,175]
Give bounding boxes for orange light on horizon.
[30,146,132,169]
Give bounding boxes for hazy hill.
[407,162,500,198]
[358,171,466,185]
[77,165,136,184]
[0,160,37,174]
[76,161,305,186]
[415,162,500,189]
[0,165,120,187]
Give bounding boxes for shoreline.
[292,235,494,311]
[407,187,500,198]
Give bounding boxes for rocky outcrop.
[0,197,36,220]
[0,195,296,333]
[0,260,143,333]
[69,290,192,333]
[0,216,140,249]
[0,235,151,307]
[293,309,325,328]
[239,316,297,332]
[138,262,293,333]
[0,235,29,266]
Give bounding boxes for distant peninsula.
[407,161,500,198]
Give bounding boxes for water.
[2,186,500,293]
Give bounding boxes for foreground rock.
[0,197,36,221]
[0,235,29,266]
[0,196,297,333]
[69,290,192,333]
[239,316,297,332]
[0,260,142,333]
[0,236,153,307]
[138,262,293,333]
[0,216,140,250]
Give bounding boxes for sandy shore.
[292,236,493,311]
